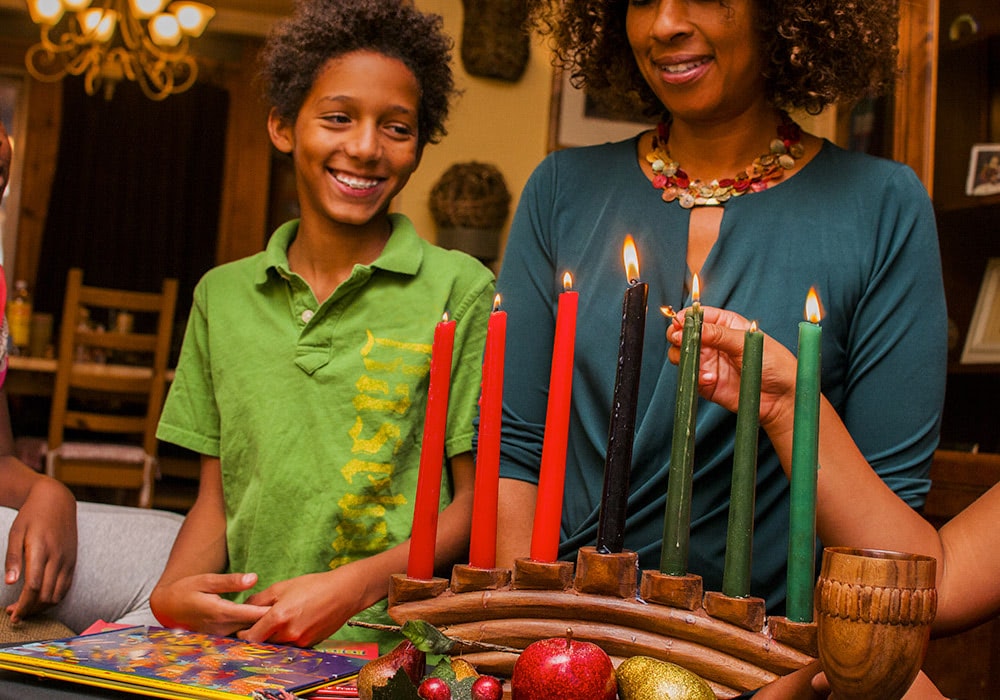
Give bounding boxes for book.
[0,625,366,699]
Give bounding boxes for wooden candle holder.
[388,551,818,699]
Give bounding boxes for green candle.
[787,287,822,622]
[660,276,702,576]
[722,322,763,598]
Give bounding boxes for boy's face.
[269,50,421,232]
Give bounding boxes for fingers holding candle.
[665,306,800,425]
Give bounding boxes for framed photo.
[965,144,1000,197]
[548,70,656,151]
[961,258,1000,364]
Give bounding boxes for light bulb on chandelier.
[24,0,216,101]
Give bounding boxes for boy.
[150,0,494,650]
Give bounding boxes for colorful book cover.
[0,625,366,699]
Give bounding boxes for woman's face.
[626,0,766,123]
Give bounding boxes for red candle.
[530,272,579,562]
[407,312,457,580]
[469,295,507,569]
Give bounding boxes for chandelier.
[24,0,216,101]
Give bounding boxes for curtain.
[35,75,228,359]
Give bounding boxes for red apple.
[510,633,617,700]
[417,676,452,700]
[471,675,503,700]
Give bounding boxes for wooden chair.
[45,268,178,508]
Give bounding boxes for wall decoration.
[965,143,1000,196]
[548,70,656,151]
[962,258,1000,364]
[461,0,530,82]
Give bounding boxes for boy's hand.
[239,562,375,647]
[5,478,77,622]
[150,572,269,637]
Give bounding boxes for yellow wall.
[402,0,555,271]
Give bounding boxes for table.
[4,356,175,398]
[0,669,133,699]
[4,355,57,397]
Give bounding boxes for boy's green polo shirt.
[158,215,495,648]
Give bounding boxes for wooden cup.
[815,547,937,700]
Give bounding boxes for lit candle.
[469,295,507,569]
[660,274,703,576]
[722,321,764,598]
[530,273,578,562]
[596,236,648,554]
[786,287,823,622]
[407,312,457,580]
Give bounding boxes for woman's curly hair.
[530,0,899,118]
[258,0,457,149]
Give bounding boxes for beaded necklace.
[645,112,804,208]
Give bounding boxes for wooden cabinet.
[894,3,1000,695]
[896,0,1000,453]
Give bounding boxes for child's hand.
[5,477,77,622]
[150,572,268,637]
[238,561,375,647]
[665,305,798,434]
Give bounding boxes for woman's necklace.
[645,112,804,208]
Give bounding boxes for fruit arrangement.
[355,621,715,700]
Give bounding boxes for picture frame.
[961,258,1000,364]
[548,69,656,151]
[964,143,1000,197]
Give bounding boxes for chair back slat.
[46,268,179,508]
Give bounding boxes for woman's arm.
[668,307,1000,633]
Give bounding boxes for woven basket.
[460,0,530,82]
[429,162,511,230]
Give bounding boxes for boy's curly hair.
[258,0,457,149]
[530,0,899,118]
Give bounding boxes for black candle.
[596,236,648,553]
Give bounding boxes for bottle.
[7,280,33,356]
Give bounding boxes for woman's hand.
[665,305,799,434]
[4,476,77,622]
[150,571,268,638]
[239,561,376,647]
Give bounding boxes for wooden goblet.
[815,547,937,700]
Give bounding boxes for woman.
[493,0,947,612]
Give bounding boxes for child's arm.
[237,452,477,648]
[149,456,269,636]
[1,390,77,622]
[495,477,537,569]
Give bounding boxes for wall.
[403,0,555,271]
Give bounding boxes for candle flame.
[660,305,676,319]
[749,320,759,332]
[623,235,640,284]
[562,272,573,291]
[442,311,450,322]
[805,287,823,323]
[692,273,701,303]
[492,294,501,312]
